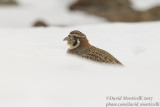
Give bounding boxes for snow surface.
[131,0,160,11]
[0,0,105,28]
[1,0,160,28]
[0,22,160,107]
[0,0,160,107]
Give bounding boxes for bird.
[63,30,122,65]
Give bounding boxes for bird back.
[74,45,122,64]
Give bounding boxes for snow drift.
[0,22,160,107]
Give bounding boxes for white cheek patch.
[68,39,80,50]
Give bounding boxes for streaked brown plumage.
[63,30,122,65]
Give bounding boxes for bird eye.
[73,36,77,39]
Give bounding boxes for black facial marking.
[73,39,77,46]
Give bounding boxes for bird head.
[63,30,90,51]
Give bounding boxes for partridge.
[63,30,122,65]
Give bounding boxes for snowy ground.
[0,0,160,107]
[0,22,160,107]
[131,0,160,11]
[0,0,105,28]
[0,0,160,28]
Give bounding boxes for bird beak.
[63,37,69,41]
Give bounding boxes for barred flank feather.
[64,30,122,65]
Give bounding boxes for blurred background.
[0,0,160,28]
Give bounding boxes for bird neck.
[68,38,90,54]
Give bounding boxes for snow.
[1,0,160,28]
[0,0,105,28]
[131,0,160,11]
[0,0,160,107]
[0,22,160,107]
